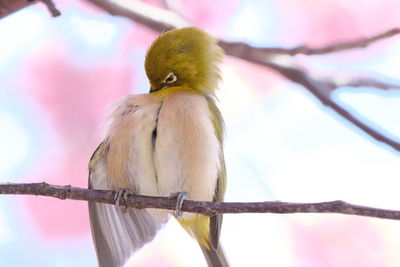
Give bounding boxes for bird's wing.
[210,156,226,249]
[88,141,164,267]
[206,96,227,249]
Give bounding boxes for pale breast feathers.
[106,94,162,195]
[154,91,221,203]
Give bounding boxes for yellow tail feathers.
[178,215,229,267]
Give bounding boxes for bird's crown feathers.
[145,27,224,95]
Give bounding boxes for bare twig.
[40,0,60,17]
[87,0,188,32]
[0,0,37,18]
[259,28,400,55]
[218,29,400,57]
[1,182,400,220]
[324,75,400,91]
[0,0,59,18]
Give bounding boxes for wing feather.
[206,96,227,250]
[88,201,161,267]
[88,142,164,267]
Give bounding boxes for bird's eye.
[162,72,177,84]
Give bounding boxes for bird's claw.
[169,191,187,218]
[114,189,131,213]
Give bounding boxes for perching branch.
[1,182,400,220]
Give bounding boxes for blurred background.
[1,0,400,266]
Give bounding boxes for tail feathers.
[200,245,229,267]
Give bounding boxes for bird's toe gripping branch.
[169,192,187,218]
[114,188,132,212]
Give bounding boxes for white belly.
[154,91,221,202]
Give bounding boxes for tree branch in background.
[324,75,400,91]
[0,0,60,18]
[2,182,400,220]
[0,0,36,18]
[40,0,61,17]
[0,0,399,151]
[248,61,400,151]
[86,0,400,152]
[88,0,188,32]
[258,27,400,56]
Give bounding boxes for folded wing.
[88,140,164,267]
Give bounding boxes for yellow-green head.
[145,27,224,95]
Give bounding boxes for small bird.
[88,27,228,267]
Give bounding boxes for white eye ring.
[162,72,177,84]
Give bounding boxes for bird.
[88,27,228,267]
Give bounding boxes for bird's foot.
[169,191,187,219]
[114,188,132,213]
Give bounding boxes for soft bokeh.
[1,0,399,266]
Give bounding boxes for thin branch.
[0,0,37,19]
[87,0,188,32]
[1,182,400,220]
[40,0,61,17]
[259,27,400,56]
[324,75,400,91]
[0,0,60,18]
